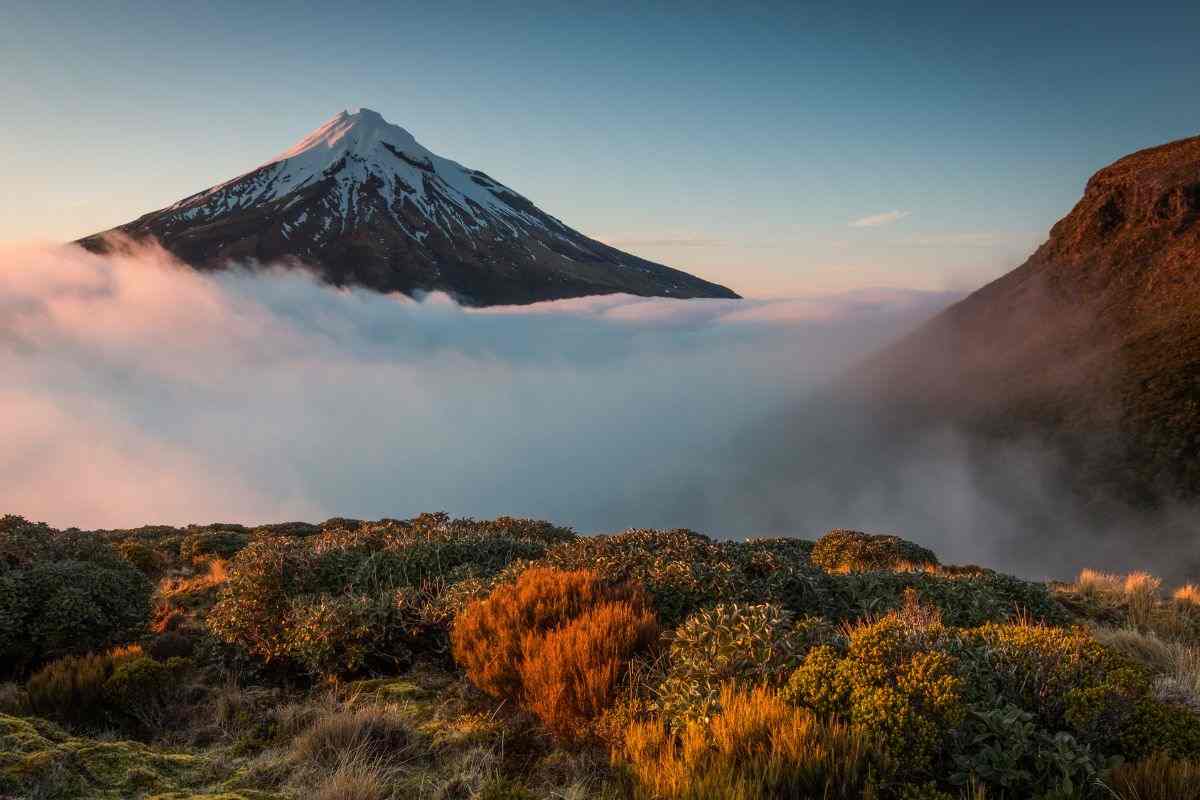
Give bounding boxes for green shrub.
[532,528,831,627]
[0,517,152,675]
[145,631,195,661]
[949,705,1101,799]
[785,613,965,776]
[208,514,575,676]
[826,568,1067,627]
[25,645,191,732]
[115,541,166,576]
[180,529,250,563]
[656,603,830,724]
[811,529,939,573]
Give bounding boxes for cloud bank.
[850,210,911,228]
[4,242,1192,581]
[0,242,952,530]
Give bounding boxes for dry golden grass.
[159,558,229,597]
[1092,626,1177,673]
[619,684,870,800]
[1075,568,1124,601]
[288,703,417,771]
[1091,626,1200,713]
[1106,752,1200,799]
[313,748,393,800]
[1124,572,1164,628]
[1175,584,1200,607]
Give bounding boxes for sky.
[1,1,1198,297]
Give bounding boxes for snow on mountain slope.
[80,108,739,306]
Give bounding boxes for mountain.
[851,134,1200,504]
[78,108,738,306]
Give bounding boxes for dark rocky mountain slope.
[851,135,1200,504]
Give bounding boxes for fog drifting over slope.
[3,242,1192,580]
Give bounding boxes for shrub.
[619,684,872,799]
[116,541,166,576]
[785,613,964,776]
[531,528,830,627]
[208,514,570,675]
[0,518,152,675]
[26,645,192,733]
[948,705,1100,798]
[453,566,658,739]
[656,603,829,724]
[521,597,659,740]
[452,567,646,698]
[827,568,1066,627]
[810,529,939,574]
[180,529,250,563]
[145,631,196,661]
[1106,752,1200,800]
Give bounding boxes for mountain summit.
[79,108,738,305]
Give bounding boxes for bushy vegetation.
[452,567,659,739]
[208,513,575,676]
[811,528,940,573]
[1,511,1197,800]
[0,515,152,676]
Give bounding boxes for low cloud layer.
[0,242,951,529]
[3,242,1193,581]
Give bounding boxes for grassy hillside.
[2,513,1199,799]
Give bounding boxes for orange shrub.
[521,598,658,739]
[450,566,658,739]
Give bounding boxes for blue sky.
[2,1,1197,296]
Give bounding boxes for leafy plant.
[950,705,1100,799]
[0,516,152,675]
[656,603,829,724]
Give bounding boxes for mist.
[3,241,1193,581]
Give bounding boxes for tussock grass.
[620,684,870,799]
[1175,583,1200,607]
[1106,752,1200,799]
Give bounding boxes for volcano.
[79,108,738,306]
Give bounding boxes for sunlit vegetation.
[0,514,1197,798]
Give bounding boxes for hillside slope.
[852,135,1200,504]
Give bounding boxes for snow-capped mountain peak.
[81,107,739,306]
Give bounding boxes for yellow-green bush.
[785,614,964,775]
[810,529,939,573]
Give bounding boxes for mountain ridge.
[79,108,739,306]
[850,134,1200,504]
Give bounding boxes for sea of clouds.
[3,241,1192,579]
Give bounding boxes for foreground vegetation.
[1,513,1199,799]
